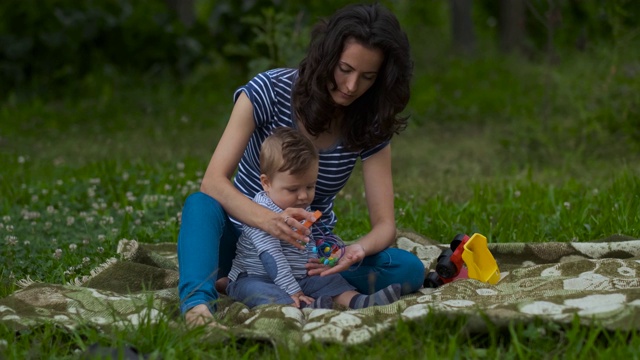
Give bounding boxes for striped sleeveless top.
[231,68,388,237]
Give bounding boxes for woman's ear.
[260,174,271,192]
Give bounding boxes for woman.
[178,3,425,326]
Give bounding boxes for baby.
[226,127,401,309]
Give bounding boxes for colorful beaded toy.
[291,210,346,267]
[308,234,346,267]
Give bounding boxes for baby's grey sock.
[349,283,402,309]
[302,295,333,309]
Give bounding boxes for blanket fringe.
[66,257,118,286]
[16,275,38,289]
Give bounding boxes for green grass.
[1,39,640,358]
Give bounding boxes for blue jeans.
[177,192,425,314]
[227,273,356,308]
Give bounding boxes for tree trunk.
[498,0,526,53]
[450,0,476,55]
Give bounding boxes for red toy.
[424,233,470,288]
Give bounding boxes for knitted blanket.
[2,231,640,348]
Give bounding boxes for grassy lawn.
[1,41,639,358]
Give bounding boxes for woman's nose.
[345,75,358,93]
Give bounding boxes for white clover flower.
[563,202,571,210]
[5,235,18,246]
[125,206,134,213]
[17,156,25,164]
[66,216,75,226]
[6,225,13,232]
[82,257,90,264]
[23,240,30,246]
[122,172,130,181]
[97,234,106,242]
[83,239,90,245]
[514,190,521,198]
[53,249,63,259]
[69,243,77,251]
[177,162,185,170]
[97,247,104,253]
[2,216,10,222]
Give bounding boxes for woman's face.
[330,38,384,107]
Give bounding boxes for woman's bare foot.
[215,277,229,295]
[184,304,227,329]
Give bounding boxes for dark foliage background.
[1,0,637,93]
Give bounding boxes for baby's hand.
[290,291,314,308]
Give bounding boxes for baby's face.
[261,162,318,210]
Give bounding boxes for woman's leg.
[340,248,425,295]
[177,192,240,314]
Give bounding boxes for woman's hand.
[306,243,366,276]
[266,208,318,250]
[290,291,315,308]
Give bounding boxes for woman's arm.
[355,143,397,255]
[200,92,315,247]
[308,144,396,276]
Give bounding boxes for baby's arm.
[245,226,303,296]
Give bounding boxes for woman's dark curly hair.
[292,3,413,151]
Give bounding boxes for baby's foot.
[349,283,402,309]
[301,295,334,309]
[215,277,229,295]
